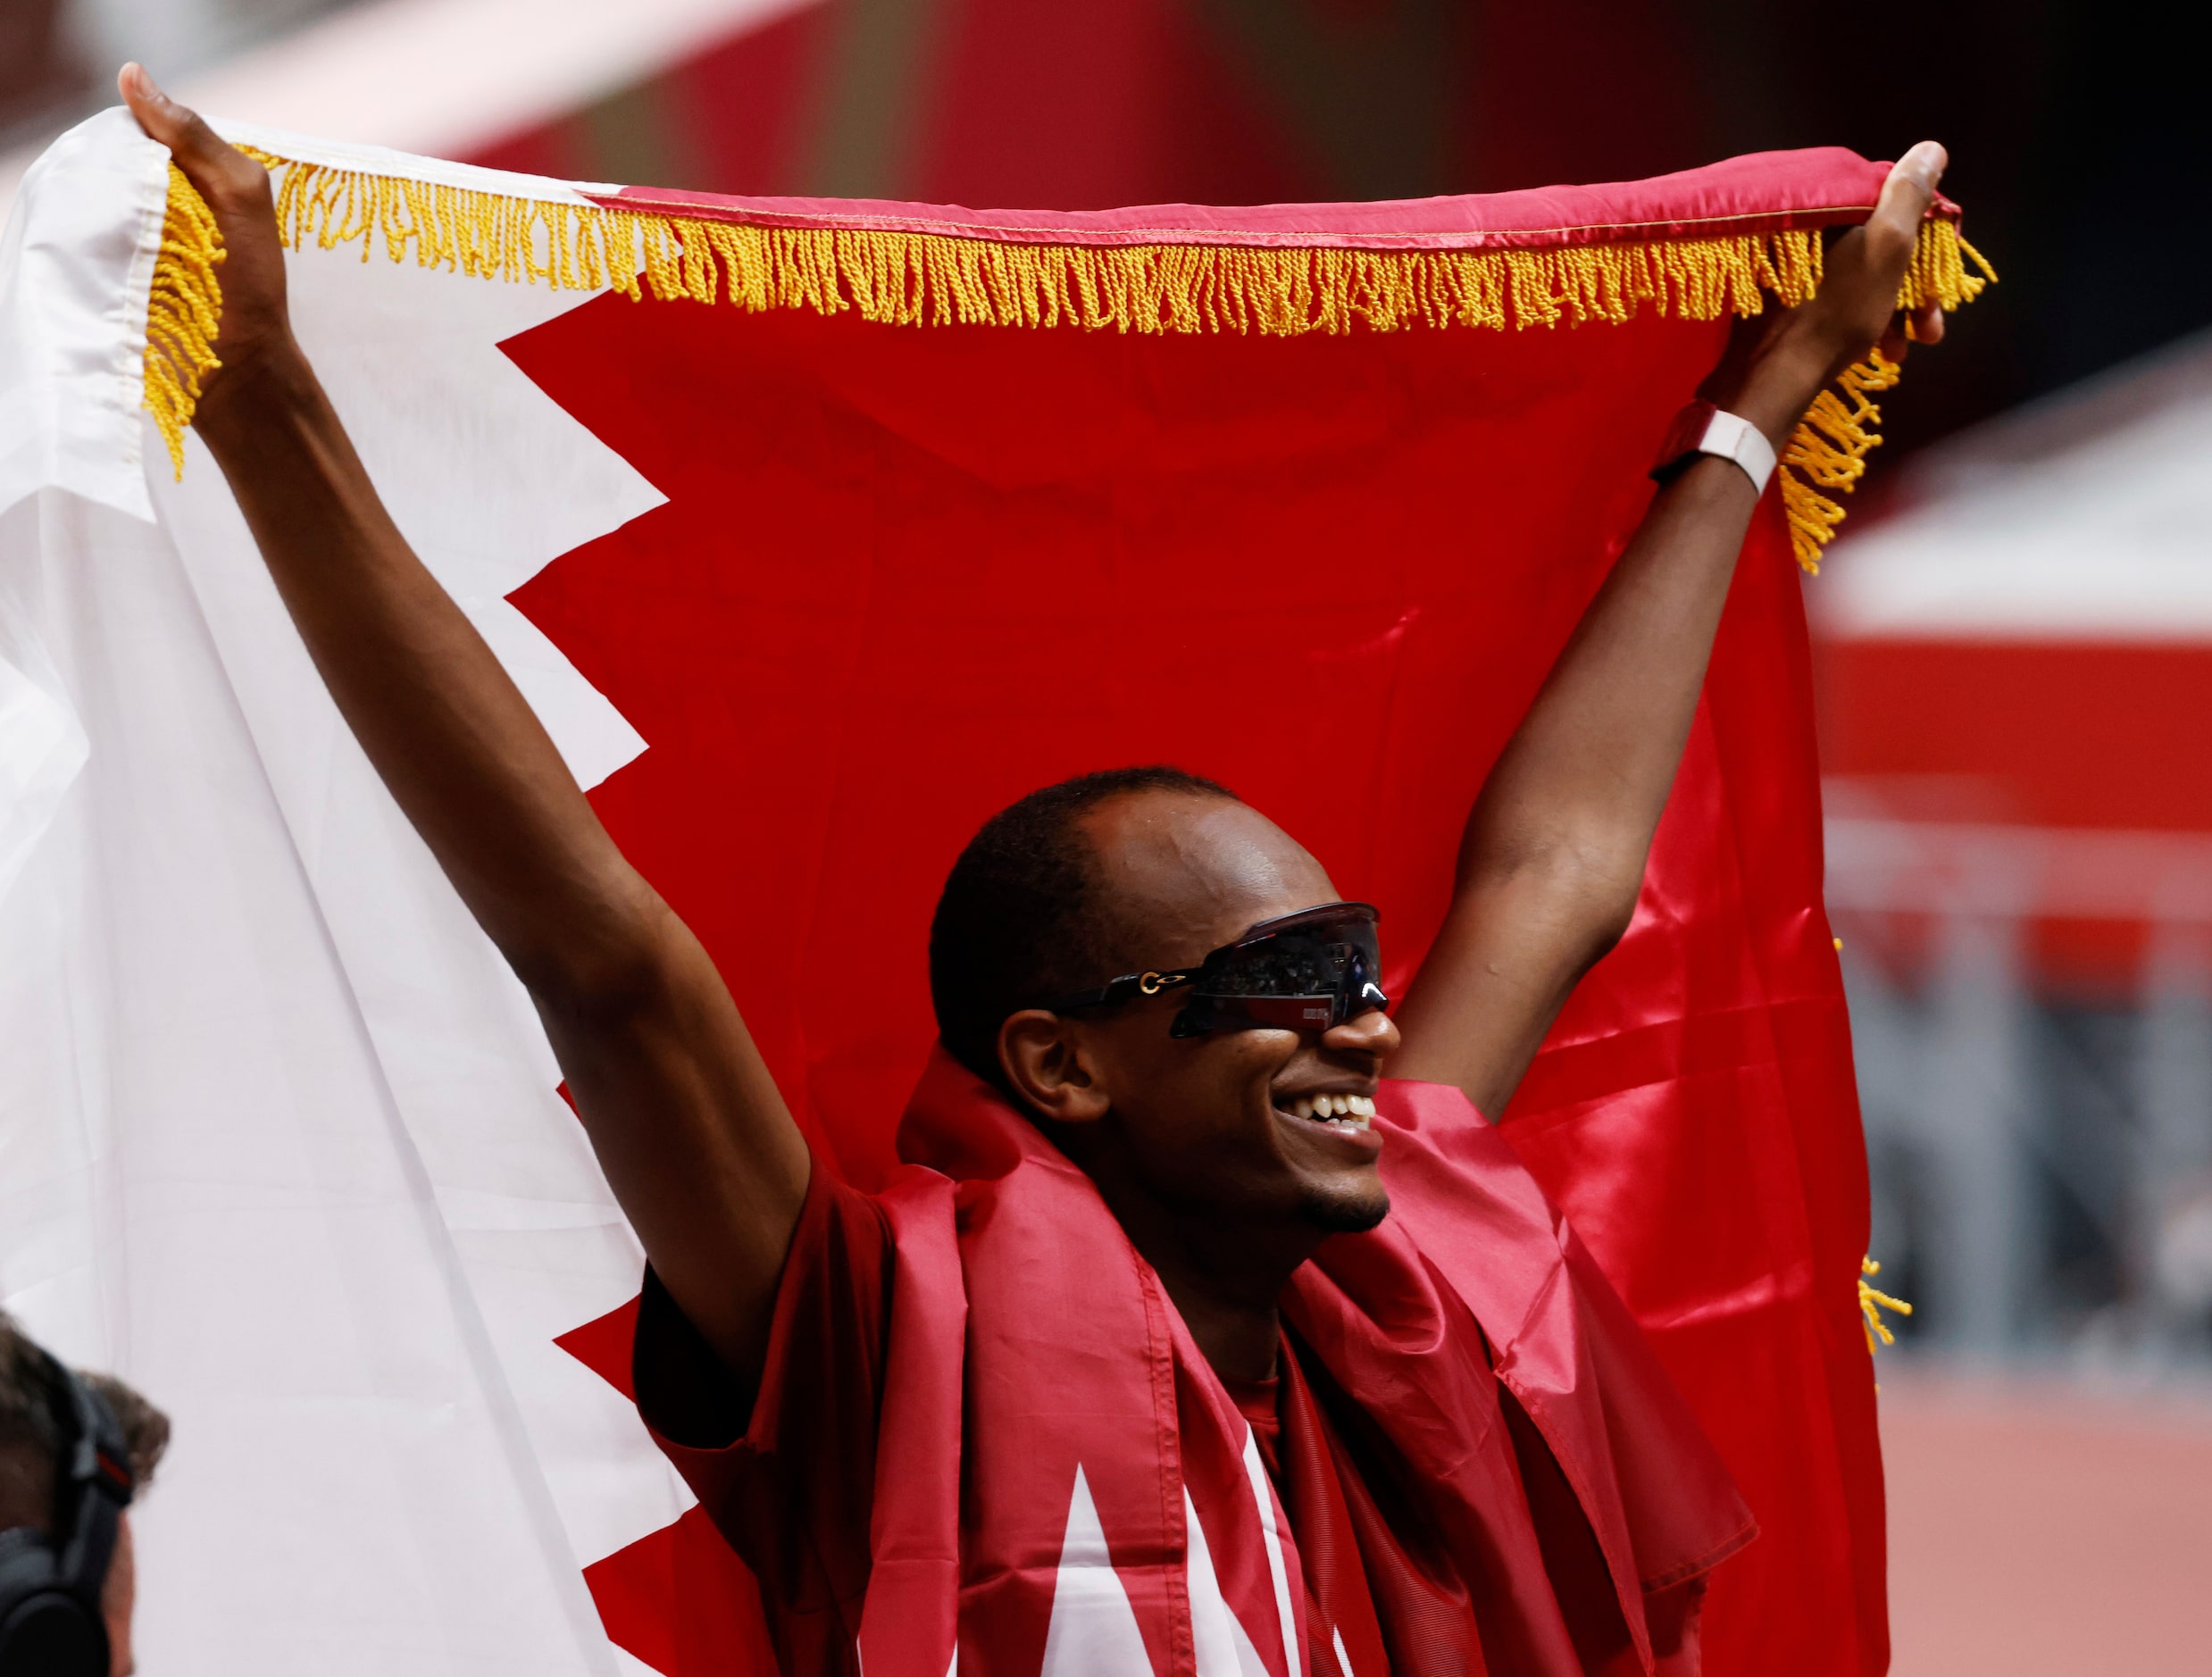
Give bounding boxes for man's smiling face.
[1048,789,1399,1234]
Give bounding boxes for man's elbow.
[1565,847,1647,969]
[1465,838,1646,971]
[505,905,673,1022]
[1576,890,1638,970]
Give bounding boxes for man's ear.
[997,1011,1113,1125]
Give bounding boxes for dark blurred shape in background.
[471,0,2212,473]
[7,0,2208,471]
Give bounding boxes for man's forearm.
[124,63,813,1383]
[1390,351,1827,1112]
[195,337,652,994]
[1452,356,1815,927]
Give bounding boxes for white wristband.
[1651,400,1778,495]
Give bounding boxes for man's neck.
[1076,1155,1323,1386]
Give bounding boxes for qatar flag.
[0,106,1986,1677]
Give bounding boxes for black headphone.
[0,1348,134,1676]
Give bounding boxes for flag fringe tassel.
[1782,349,1903,574]
[155,149,1998,570]
[1859,1256,1913,1356]
[143,162,227,477]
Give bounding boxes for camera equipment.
[0,1349,133,1676]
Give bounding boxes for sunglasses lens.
[1210,930,1342,996]
[1170,910,1386,1036]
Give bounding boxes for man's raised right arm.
[121,67,809,1384]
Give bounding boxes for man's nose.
[1325,1007,1399,1057]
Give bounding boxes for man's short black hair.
[0,1312,170,1534]
[930,766,1235,1089]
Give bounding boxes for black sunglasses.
[1046,902,1390,1039]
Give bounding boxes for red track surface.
[1881,1370,2212,1676]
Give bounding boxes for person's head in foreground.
[931,766,1401,1243]
[0,1314,169,1677]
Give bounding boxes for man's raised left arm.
[1388,143,1949,1118]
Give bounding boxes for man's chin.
[1295,1181,1390,1235]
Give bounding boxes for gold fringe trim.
[1901,221,1998,315]
[248,147,1843,333]
[1777,226,1998,574]
[143,163,226,479]
[175,150,1993,561]
[1782,348,1902,574]
[1860,1255,1913,1355]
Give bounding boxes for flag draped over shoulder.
[0,107,1989,1677]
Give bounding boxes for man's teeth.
[1285,1093,1375,1129]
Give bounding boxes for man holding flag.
[117,62,1946,1677]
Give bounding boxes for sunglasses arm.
[1046,967,1200,1014]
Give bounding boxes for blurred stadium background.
[7,1,2208,1670]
